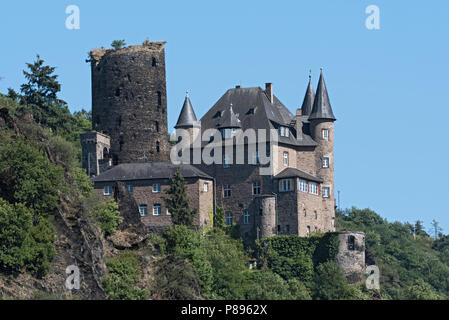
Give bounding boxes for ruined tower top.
[90,39,170,165]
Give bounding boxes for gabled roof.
[300,78,315,116]
[309,71,336,121]
[92,162,213,182]
[175,94,198,128]
[274,167,323,183]
[199,86,317,147]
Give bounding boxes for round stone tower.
[89,41,170,164]
[257,195,276,239]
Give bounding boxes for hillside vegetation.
[0,56,447,300]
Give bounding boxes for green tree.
[0,198,55,276]
[312,261,356,300]
[214,206,225,230]
[163,170,197,226]
[0,139,63,216]
[102,251,147,300]
[111,40,126,49]
[93,199,123,236]
[406,279,443,300]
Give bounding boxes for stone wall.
[335,231,366,283]
[90,43,170,164]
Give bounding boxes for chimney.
[295,109,303,140]
[265,82,273,103]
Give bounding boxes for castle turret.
[89,41,170,165]
[175,91,200,144]
[309,69,336,231]
[300,72,315,117]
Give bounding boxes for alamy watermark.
[365,5,380,30]
[65,265,80,290]
[365,265,380,290]
[65,5,80,30]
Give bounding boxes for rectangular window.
[153,204,161,216]
[309,182,319,195]
[279,126,290,137]
[306,226,311,236]
[152,184,161,193]
[243,211,250,225]
[139,205,148,217]
[203,182,208,192]
[279,179,293,192]
[283,152,289,166]
[298,179,308,193]
[224,184,231,198]
[223,154,230,168]
[104,185,112,196]
[166,209,171,216]
[225,212,233,226]
[323,187,330,198]
[127,185,133,194]
[253,181,261,195]
[322,129,329,140]
[322,157,329,168]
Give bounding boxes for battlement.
[89,41,166,64]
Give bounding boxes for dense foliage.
[93,199,123,236]
[337,207,449,299]
[102,251,147,300]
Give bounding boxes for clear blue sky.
[1,1,448,233]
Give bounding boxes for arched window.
[156,141,160,153]
[152,57,157,67]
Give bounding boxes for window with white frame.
[322,129,329,140]
[322,157,329,168]
[139,205,148,217]
[127,185,133,194]
[152,183,161,193]
[203,182,208,192]
[283,152,289,166]
[298,179,308,193]
[166,209,171,215]
[104,185,112,196]
[224,184,231,198]
[243,211,250,225]
[223,154,230,168]
[279,179,293,192]
[322,187,330,198]
[253,181,261,195]
[309,182,319,195]
[153,204,161,216]
[225,212,233,226]
[279,126,290,137]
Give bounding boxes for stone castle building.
[82,40,337,240]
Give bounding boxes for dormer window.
[213,111,222,118]
[279,126,290,137]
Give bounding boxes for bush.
[0,198,55,276]
[102,251,147,300]
[312,261,356,300]
[93,200,122,236]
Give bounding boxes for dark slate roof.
[175,95,198,128]
[274,167,323,183]
[300,79,315,116]
[218,104,241,129]
[200,87,317,147]
[309,71,336,121]
[92,162,213,182]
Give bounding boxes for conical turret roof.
[309,70,336,121]
[301,75,315,116]
[175,92,198,128]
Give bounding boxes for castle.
[82,40,337,241]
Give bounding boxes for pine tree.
[111,40,126,50]
[164,170,196,226]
